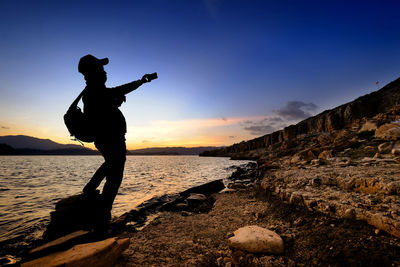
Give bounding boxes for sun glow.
[1,115,264,150]
[125,116,261,149]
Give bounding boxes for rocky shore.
[110,143,400,266]
[115,180,400,266]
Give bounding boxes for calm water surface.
[0,155,249,244]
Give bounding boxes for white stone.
[228,225,284,254]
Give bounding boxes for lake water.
[0,155,250,245]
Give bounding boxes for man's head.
[78,54,109,83]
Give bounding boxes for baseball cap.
[78,54,109,74]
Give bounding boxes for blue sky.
[1,0,400,148]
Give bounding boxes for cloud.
[221,117,227,121]
[274,101,318,120]
[244,125,276,135]
[228,135,236,139]
[241,116,288,135]
[242,120,253,125]
[241,101,318,136]
[261,117,283,123]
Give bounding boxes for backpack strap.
[68,89,86,110]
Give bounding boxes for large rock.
[228,225,284,254]
[333,129,356,150]
[44,192,106,240]
[359,121,378,132]
[375,123,400,140]
[29,230,89,259]
[291,148,317,164]
[22,237,130,267]
[180,179,225,197]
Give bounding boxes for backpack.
[64,89,94,143]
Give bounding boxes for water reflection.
[0,155,250,243]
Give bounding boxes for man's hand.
[141,74,152,83]
[141,73,158,84]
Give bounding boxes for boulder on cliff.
[375,123,400,140]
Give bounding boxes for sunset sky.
[1,0,400,149]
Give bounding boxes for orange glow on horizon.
[125,136,230,150]
[0,115,262,150]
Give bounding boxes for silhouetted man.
[78,54,155,224]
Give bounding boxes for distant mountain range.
[0,135,85,150]
[0,135,220,155]
[0,135,98,155]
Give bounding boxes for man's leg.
[83,162,107,194]
[100,138,126,214]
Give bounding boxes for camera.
[148,72,158,81]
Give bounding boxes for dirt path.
[115,187,400,266]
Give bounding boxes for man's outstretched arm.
[112,74,154,95]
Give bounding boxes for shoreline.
[115,184,400,266]
[112,159,400,266]
[0,161,251,264]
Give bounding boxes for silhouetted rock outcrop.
[44,192,105,240]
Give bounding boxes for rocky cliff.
[200,77,400,159]
[200,77,400,240]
